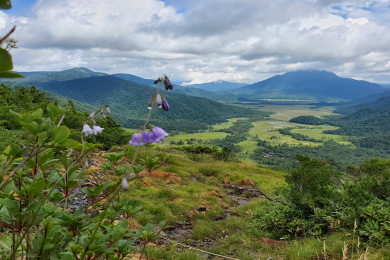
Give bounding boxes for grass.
[166,132,228,143]
[291,126,351,145]
[249,120,322,146]
[101,141,390,260]
[166,118,249,144]
[211,117,249,130]
[259,104,338,121]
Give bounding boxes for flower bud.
[105,105,111,115]
[148,95,156,109]
[162,99,170,111]
[121,177,129,191]
[89,112,95,120]
[156,94,163,107]
[164,76,173,90]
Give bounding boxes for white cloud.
[1,0,389,84]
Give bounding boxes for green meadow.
[211,117,248,130]
[166,103,350,158]
[166,131,229,143]
[258,104,337,121]
[291,125,351,145]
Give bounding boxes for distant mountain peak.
[69,67,96,72]
[233,70,384,101]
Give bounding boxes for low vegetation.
[0,85,389,259]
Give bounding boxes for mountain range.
[2,67,390,131]
[231,70,385,101]
[185,81,247,93]
[0,71,255,131]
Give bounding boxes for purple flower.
[122,177,129,191]
[150,127,169,142]
[162,99,170,111]
[156,94,162,107]
[164,77,173,90]
[129,127,168,146]
[92,125,104,135]
[82,124,94,136]
[129,132,145,146]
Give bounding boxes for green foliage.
[253,139,384,170]
[286,155,339,211]
[0,85,132,149]
[289,115,326,125]
[0,85,51,129]
[0,103,165,259]
[212,119,253,153]
[253,156,390,247]
[0,0,11,9]
[0,15,24,78]
[278,127,319,142]
[198,166,222,177]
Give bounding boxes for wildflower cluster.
[82,104,110,136]
[82,124,104,136]
[122,75,173,191]
[148,93,170,111]
[129,75,173,147]
[129,126,168,146]
[148,75,173,111]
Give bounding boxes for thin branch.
[0,26,16,45]
[0,138,50,188]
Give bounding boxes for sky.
[1,0,390,85]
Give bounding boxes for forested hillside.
[113,73,243,101]
[29,75,256,131]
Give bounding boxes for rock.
[223,184,265,198]
[236,178,255,186]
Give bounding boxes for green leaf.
[0,48,12,71]
[20,122,38,135]
[58,139,81,149]
[0,0,11,9]
[47,103,62,118]
[21,179,46,197]
[53,126,70,144]
[0,71,24,78]
[0,198,18,209]
[0,240,10,250]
